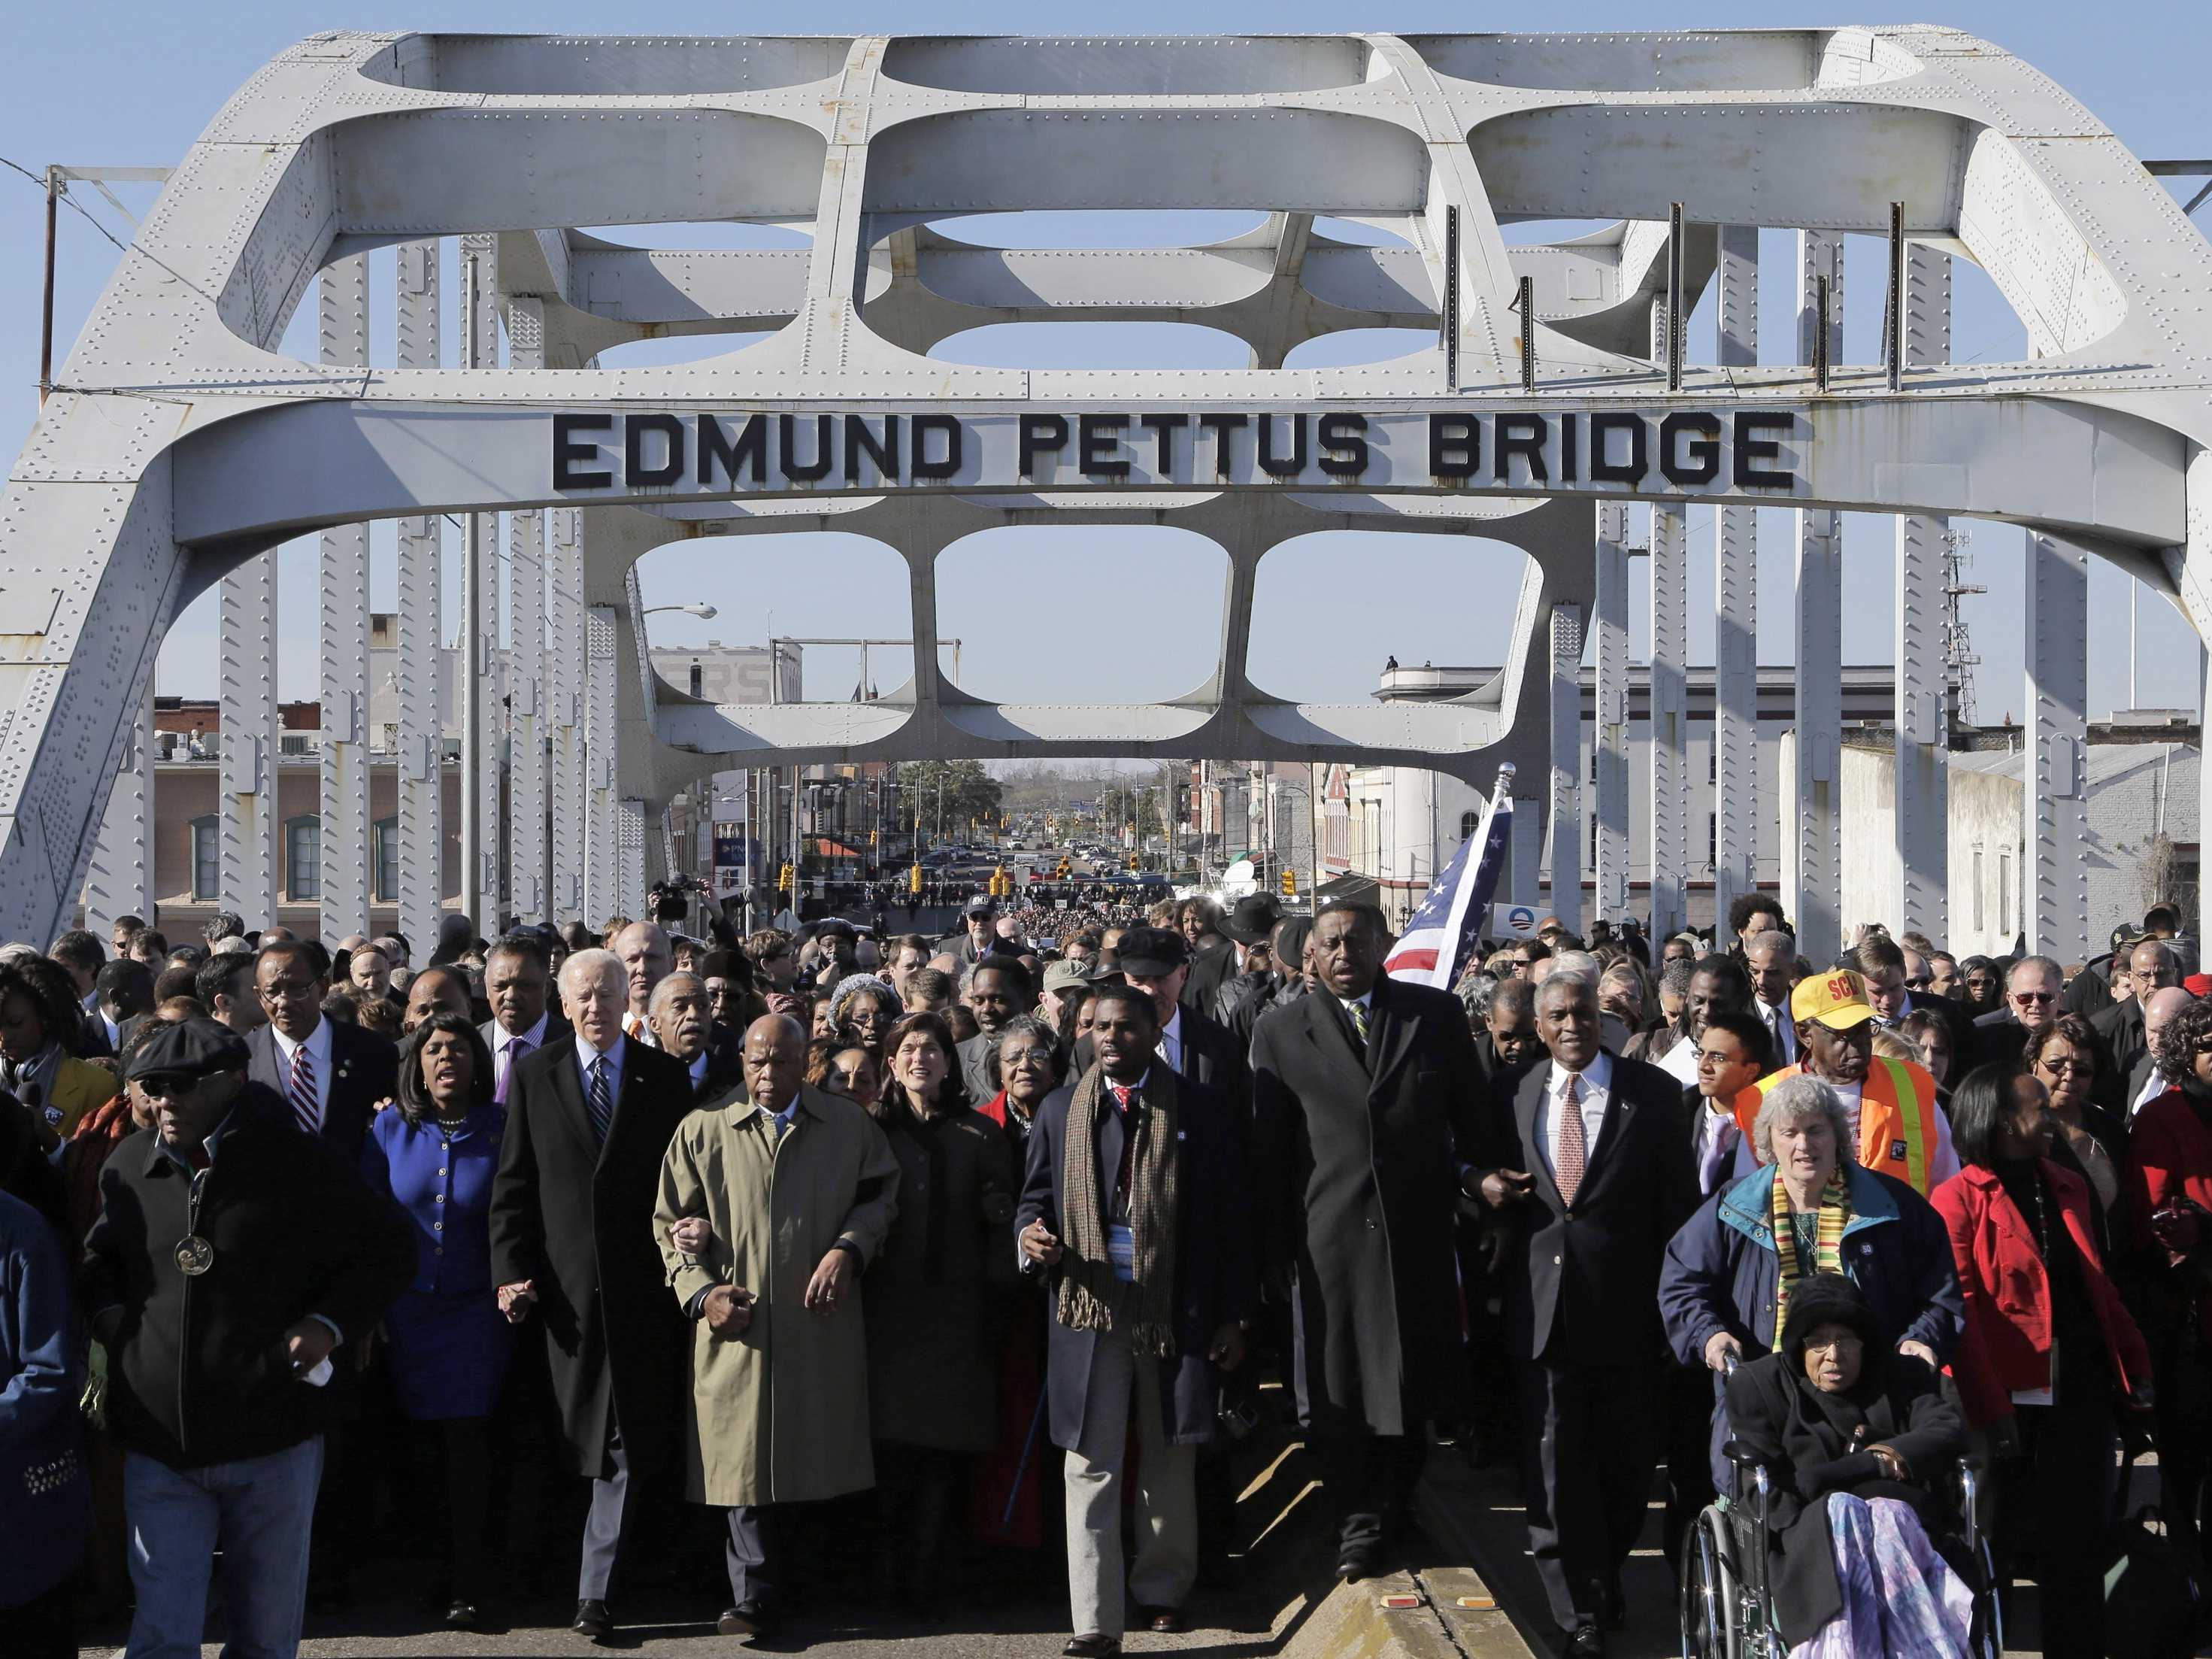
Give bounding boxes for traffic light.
[777,863,793,893]
[1127,851,1139,872]
[909,863,923,894]
[1280,869,1298,897]
[870,828,880,847]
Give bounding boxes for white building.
[1822,716,2200,959]
[1322,662,1898,931]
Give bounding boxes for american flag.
[1384,768,1514,990]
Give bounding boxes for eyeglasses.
[1802,1333,1863,1355]
[2010,990,2056,1004]
[135,1073,203,1099]
[2038,1056,2091,1076]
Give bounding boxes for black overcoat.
[1250,976,1484,1436]
[1723,1349,1965,1646]
[1014,1072,1254,1449]
[488,1036,692,1479]
[1487,1054,1698,1367]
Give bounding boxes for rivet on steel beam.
[1886,199,1905,393]
[1441,203,1459,391]
[1814,273,1831,394]
[1517,273,1535,393]
[1667,201,1686,393]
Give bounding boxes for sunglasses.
[134,1073,205,1099]
[2011,990,2056,1003]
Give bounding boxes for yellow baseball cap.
[1790,969,1874,1030]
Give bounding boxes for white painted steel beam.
[1547,604,1585,935]
[548,506,586,922]
[506,298,549,924]
[1713,225,1760,936]
[584,605,620,925]
[464,235,506,930]
[1895,245,1952,940]
[217,556,278,928]
[1592,502,1630,924]
[80,681,152,940]
[2026,534,2090,963]
[317,255,371,946]
[1791,232,1845,962]
[1645,276,1689,941]
[393,239,444,949]
[1648,502,1688,942]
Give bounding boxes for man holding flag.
[1251,884,1493,1581]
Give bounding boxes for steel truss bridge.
[5,29,2210,963]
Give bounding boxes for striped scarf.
[1769,1169,1852,1350]
[1056,1063,1181,1359]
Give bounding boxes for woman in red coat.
[2124,996,2212,1557]
[1932,1066,2150,1659]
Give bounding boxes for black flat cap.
[123,1017,249,1082]
[1114,927,1189,978]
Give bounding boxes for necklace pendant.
[174,1234,216,1275]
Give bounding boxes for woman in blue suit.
[362,1011,510,1630]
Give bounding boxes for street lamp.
[642,602,719,620]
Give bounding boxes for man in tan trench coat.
[656,1014,900,1639]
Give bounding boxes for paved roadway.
[70,1439,1353,1659]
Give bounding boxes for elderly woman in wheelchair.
[1712,1272,1983,1657]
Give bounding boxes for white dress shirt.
[492,1011,550,1096]
[1758,999,1798,1068]
[1534,1051,1612,1182]
[2132,1067,2169,1118]
[269,1015,334,1129]
[574,1033,627,1109]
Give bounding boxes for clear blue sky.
[3,2,2206,722]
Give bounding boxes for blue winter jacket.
[0,1189,90,1609]
[1657,1163,1965,1488]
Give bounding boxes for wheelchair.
[1677,1360,2003,1659]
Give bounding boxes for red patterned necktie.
[1555,1072,1586,1206]
[289,1043,320,1134]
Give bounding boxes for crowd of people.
[2,880,2208,1659]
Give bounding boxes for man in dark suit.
[1970,954,2065,1073]
[490,948,694,1642]
[647,971,744,1104]
[245,939,398,1155]
[1114,928,1248,1114]
[2126,985,2195,1120]
[1251,902,1485,1580]
[482,933,569,1106]
[1016,982,1254,1652]
[1101,924,1253,1581]
[1479,967,1698,1654]
[2091,937,2179,1109]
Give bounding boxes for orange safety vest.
[1731,1056,1941,1194]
